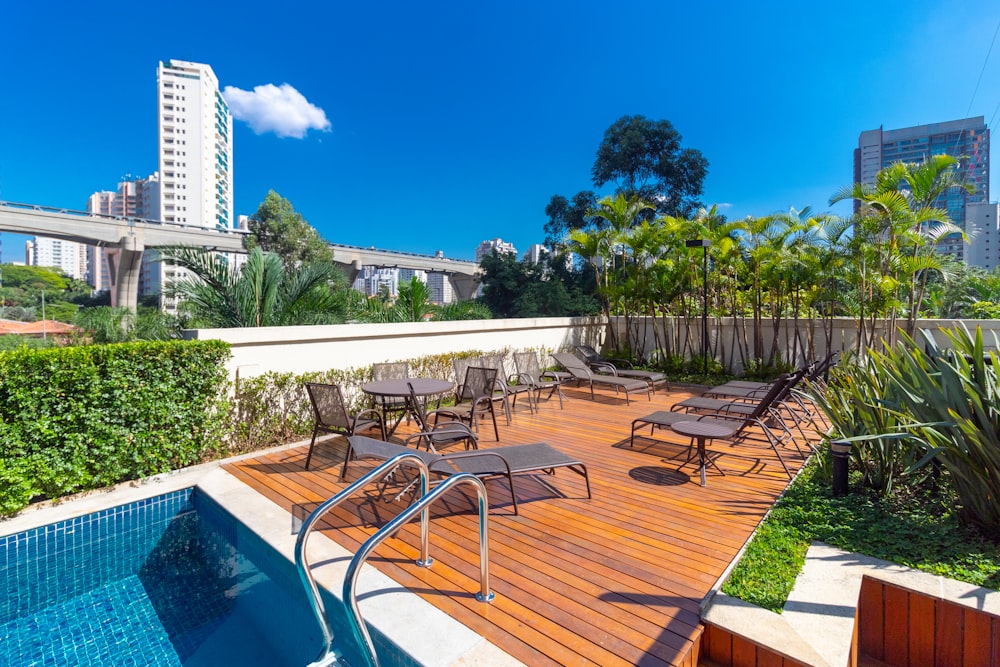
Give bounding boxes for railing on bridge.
[0,200,250,238]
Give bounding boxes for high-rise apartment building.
[148,60,234,311]
[86,174,160,295]
[26,237,85,280]
[425,272,454,304]
[475,238,516,262]
[965,202,1000,270]
[523,243,548,264]
[855,117,990,261]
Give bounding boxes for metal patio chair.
[303,382,385,470]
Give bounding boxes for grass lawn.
[723,459,1000,612]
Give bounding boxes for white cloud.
[222,83,330,139]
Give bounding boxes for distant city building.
[148,59,234,312]
[26,237,85,280]
[523,243,548,264]
[86,174,160,297]
[475,238,516,263]
[965,202,1000,270]
[426,272,454,304]
[855,117,990,262]
[353,266,400,297]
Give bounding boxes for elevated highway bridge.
[0,202,480,309]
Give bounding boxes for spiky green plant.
[884,327,1000,535]
[808,352,919,495]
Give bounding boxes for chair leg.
[305,426,320,470]
[488,404,500,440]
[339,437,355,480]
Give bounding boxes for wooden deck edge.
[700,594,830,667]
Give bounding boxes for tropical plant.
[807,353,919,495]
[883,327,1000,535]
[159,246,347,327]
[74,306,181,342]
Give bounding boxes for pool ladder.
[295,453,494,667]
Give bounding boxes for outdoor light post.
[686,239,711,375]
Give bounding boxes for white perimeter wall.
[184,316,607,381]
[184,315,1000,381]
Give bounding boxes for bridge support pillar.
[106,235,144,311]
[449,273,480,301]
[343,259,363,285]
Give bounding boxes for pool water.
[0,489,357,666]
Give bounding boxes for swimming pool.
[0,488,369,666]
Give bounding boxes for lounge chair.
[551,352,651,405]
[633,374,800,477]
[342,435,591,515]
[575,344,669,392]
[513,351,564,409]
[304,382,386,470]
[670,371,813,442]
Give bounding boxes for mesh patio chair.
[671,370,814,445]
[551,352,651,405]
[372,361,410,422]
[513,351,564,409]
[447,366,501,440]
[343,435,590,515]
[480,353,535,419]
[402,381,480,453]
[303,382,386,470]
[632,374,798,479]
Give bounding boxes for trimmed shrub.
[0,340,230,514]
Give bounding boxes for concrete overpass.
[0,201,248,310]
[0,201,482,306]
[330,243,480,301]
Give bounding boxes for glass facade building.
[854,117,990,261]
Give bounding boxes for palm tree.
[831,157,971,345]
[158,246,345,327]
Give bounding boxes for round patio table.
[361,378,453,436]
[669,420,733,487]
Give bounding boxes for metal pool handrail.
[295,453,431,667]
[344,472,493,667]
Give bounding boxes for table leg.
[697,437,707,487]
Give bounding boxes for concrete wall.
[185,315,1000,381]
[184,316,607,380]
[611,316,1000,374]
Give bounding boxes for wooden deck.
[223,382,816,666]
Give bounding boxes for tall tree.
[543,191,598,248]
[245,190,334,268]
[592,115,708,217]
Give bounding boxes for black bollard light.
[831,440,851,496]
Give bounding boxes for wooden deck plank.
[223,383,812,666]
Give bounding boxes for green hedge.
[226,350,486,453]
[0,340,230,514]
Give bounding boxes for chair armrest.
[351,409,384,430]
[590,361,619,375]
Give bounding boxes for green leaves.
[158,246,346,327]
[0,341,230,515]
[813,326,1000,536]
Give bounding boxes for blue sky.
[1,1,998,264]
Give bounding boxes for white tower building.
[148,59,234,311]
[965,202,1000,270]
